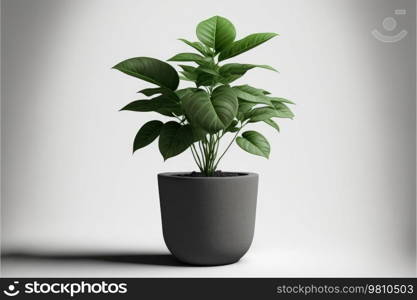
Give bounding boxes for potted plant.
[113,16,294,265]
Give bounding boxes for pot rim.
[158,172,258,180]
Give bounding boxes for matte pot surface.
[158,172,258,266]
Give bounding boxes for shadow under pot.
[157,172,258,266]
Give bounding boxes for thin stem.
[191,144,203,171]
[205,137,212,175]
[209,134,219,173]
[198,141,206,169]
[213,133,220,167]
[192,80,227,176]
[208,135,215,175]
[213,122,247,170]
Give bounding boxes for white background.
[1,0,416,277]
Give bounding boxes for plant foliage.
[113,16,295,176]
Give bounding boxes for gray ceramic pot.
[158,172,258,266]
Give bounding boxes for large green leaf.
[233,85,272,106]
[219,33,278,61]
[236,131,270,158]
[219,63,277,77]
[178,38,211,56]
[196,16,236,52]
[133,120,163,153]
[113,57,179,90]
[182,86,238,133]
[168,53,210,65]
[120,96,182,116]
[158,121,194,160]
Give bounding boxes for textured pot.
[158,172,258,266]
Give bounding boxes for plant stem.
[198,141,206,170]
[190,144,203,171]
[213,122,247,170]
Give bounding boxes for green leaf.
[179,65,196,72]
[219,63,277,77]
[237,101,255,120]
[182,86,238,133]
[247,103,295,121]
[179,64,219,86]
[113,57,179,90]
[179,75,194,82]
[133,120,163,153]
[238,101,256,113]
[196,16,236,52]
[158,121,194,160]
[196,72,216,87]
[180,71,197,81]
[233,85,273,106]
[191,124,208,142]
[272,102,295,118]
[219,74,243,84]
[178,65,198,81]
[264,119,280,132]
[269,97,295,104]
[121,99,160,112]
[138,87,180,102]
[236,131,270,158]
[248,107,278,122]
[225,120,239,132]
[219,64,276,84]
[138,87,166,96]
[120,96,182,116]
[181,63,218,76]
[175,87,200,99]
[219,33,278,61]
[178,38,211,56]
[168,53,210,64]
[196,65,218,76]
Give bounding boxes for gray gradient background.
[0,0,416,277]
